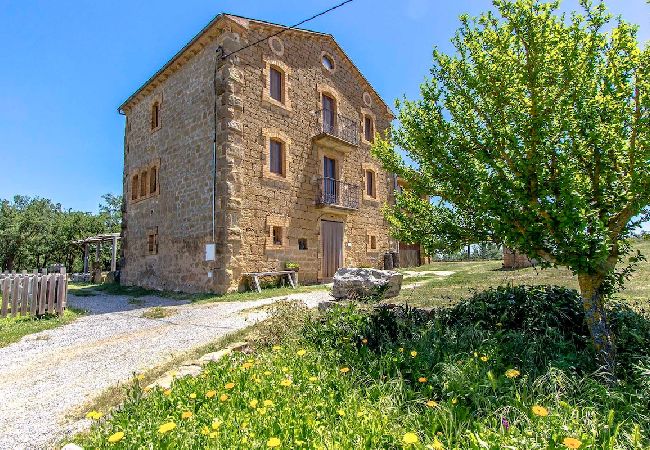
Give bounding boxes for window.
[151,102,160,130]
[147,228,158,255]
[366,169,376,198]
[364,116,374,142]
[131,174,139,201]
[272,226,283,246]
[322,94,336,132]
[140,170,148,198]
[149,166,157,195]
[322,54,334,70]
[368,235,377,251]
[298,238,308,250]
[270,67,283,102]
[270,139,284,176]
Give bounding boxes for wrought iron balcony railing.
[314,109,359,147]
[316,177,360,210]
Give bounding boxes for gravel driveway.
[0,289,332,450]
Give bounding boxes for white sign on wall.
[205,243,216,261]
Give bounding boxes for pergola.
[73,233,121,273]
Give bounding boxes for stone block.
[331,268,403,300]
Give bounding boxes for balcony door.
[322,94,335,133]
[321,220,343,279]
[323,156,337,204]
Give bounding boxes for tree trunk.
[578,274,616,378]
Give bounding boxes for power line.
[221,0,355,60]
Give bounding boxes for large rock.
[331,268,403,301]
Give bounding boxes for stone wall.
[120,16,395,293]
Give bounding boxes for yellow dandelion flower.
[212,420,222,430]
[272,345,281,351]
[258,407,267,415]
[209,431,219,439]
[410,351,418,357]
[280,379,293,386]
[107,431,124,443]
[181,411,192,419]
[201,425,210,435]
[309,376,318,382]
[399,347,404,352]
[267,437,281,448]
[431,438,445,449]
[263,399,274,407]
[86,411,103,420]
[426,400,438,408]
[189,393,197,399]
[220,393,229,401]
[451,398,458,405]
[505,369,521,379]
[135,374,145,381]
[337,409,345,416]
[296,349,307,356]
[532,405,549,417]
[282,366,289,373]
[249,399,259,408]
[158,422,176,434]
[225,382,235,390]
[480,356,488,362]
[340,367,350,373]
[563,437,582,449]
[143,386,151,393]
[473,352,478,357]
[403,432,419,444]
[242,362,253,369]
[418,377,427,383]
[264,370,272,376]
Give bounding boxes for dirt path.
[0,289,332,450]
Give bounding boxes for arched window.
[269,67,283,102]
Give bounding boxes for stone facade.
[119,14,396,293]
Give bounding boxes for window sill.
[262,95,292,112]
[150,125,162,134]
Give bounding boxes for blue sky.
[0,0,648,217]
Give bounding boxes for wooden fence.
[0,268,68,318]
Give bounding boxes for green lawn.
[397,239,650,311]
[0,308,85,348]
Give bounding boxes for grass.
[395,239,650,311]
[141,307,177,319]
[0,308,85,348]
[72,291,650,449]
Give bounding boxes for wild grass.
[73,287,650,449]
[0,308,85,348]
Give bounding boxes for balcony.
[316,177,360,211]
[312,110,359,153]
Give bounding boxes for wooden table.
[242,271,297,293]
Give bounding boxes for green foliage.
[0,194,121,272]
[0,308,85,348]
[284,261,300,271]
[373,0,649,281]
[74,286,650,449]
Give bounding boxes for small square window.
[272,226,283,246]
[298,238,308,250]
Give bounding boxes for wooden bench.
[242,271,297,293]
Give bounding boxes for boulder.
[331,268,403,300]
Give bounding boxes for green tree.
[374,0,649,374]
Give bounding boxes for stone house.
[118,14,396,293]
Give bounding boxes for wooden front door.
[321,220,343,279]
